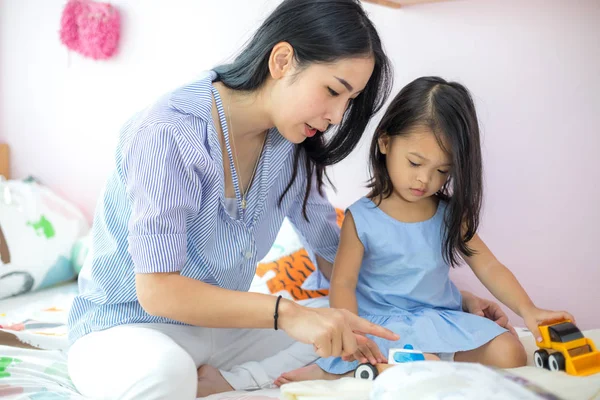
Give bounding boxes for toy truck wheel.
[548,352,566,372]
[355,363,378,380]
[534,349,549,369]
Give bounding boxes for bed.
[0,281,283,399]
[0,144,599,399]
[1,280,599,400]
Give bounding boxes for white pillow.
[0,179,89,299]
[371,361,557,400]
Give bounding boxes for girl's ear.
[378,134,390,155]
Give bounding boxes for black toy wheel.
[355,363,378,380]
[534,349,549,369]
[548,353,566,372]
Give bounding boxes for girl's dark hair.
[368,76,483,266]
[214,0,392,219]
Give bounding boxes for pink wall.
[1,0,598,329]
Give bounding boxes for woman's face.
[270,56,375,144]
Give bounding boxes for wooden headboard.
[0,143,9,179]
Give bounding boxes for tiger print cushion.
[254,208,344,301]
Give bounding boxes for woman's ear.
[268,41,294,80]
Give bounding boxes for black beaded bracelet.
[274,295,283,330]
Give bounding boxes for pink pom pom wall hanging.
[59,0,121,60]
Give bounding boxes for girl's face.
[379,127,452,203]
[270,54,375,144]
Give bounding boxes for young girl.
[277,76,575,383]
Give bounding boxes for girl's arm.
[329,211,364,315]
[463,235,533,317]
[464,234,573,340]
[330,211,387,365]
[460,290,516,335]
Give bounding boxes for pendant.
[241,199,247,209]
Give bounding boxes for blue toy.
[355,344,425,380]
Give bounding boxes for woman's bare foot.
[196,365,234,397]
[274,364,351,386]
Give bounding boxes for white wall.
[0,0,283,215]
[1,0,599,329]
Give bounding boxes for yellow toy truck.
[534,320,600,376]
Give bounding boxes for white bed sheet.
[1,283,599,400]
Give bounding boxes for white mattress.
[1,283,599,400]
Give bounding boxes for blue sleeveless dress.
[316,197,506,374]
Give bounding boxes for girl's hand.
[342,336,387,365]
[522,306,575,342]
[278,301,400,359]
[462,291,517,336]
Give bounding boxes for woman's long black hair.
[214,0,392,219]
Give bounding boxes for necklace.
[227,92,267,210]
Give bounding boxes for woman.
[67,1,514,398]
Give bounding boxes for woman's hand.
[521,306,575,342]
[278,300,399,359]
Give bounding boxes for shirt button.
[244,251,253,260]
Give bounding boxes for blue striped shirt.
[67,71,340,343]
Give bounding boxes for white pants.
[68,299,326,400]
